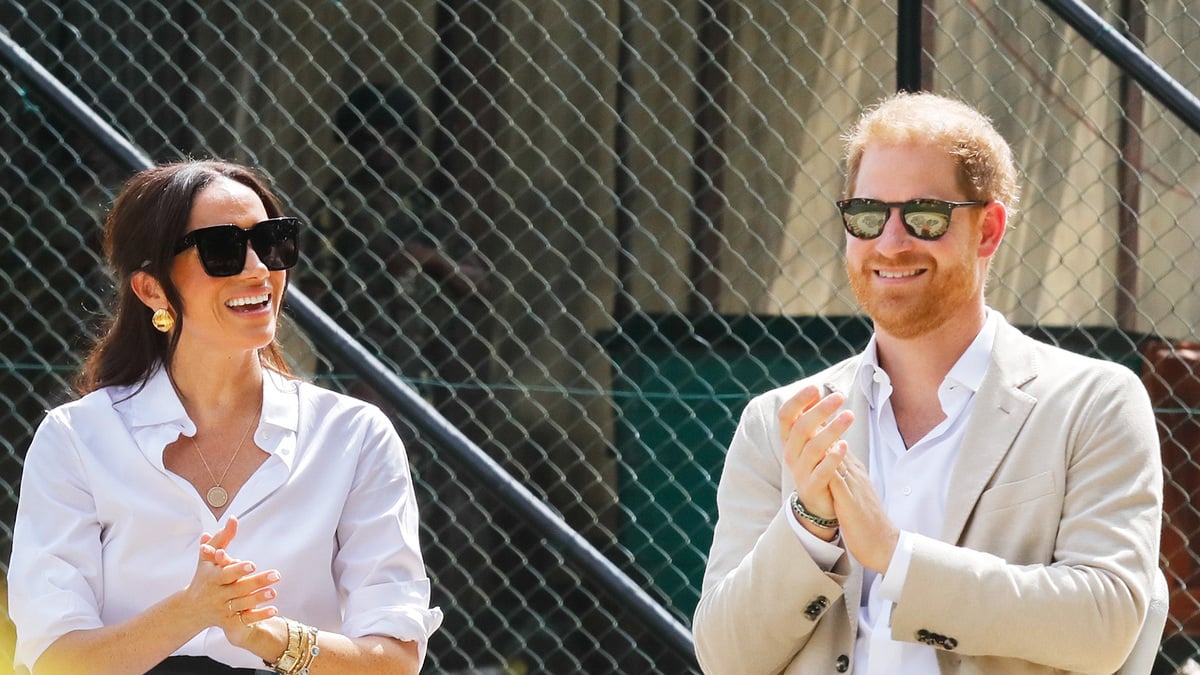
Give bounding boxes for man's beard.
[846,249,980,340]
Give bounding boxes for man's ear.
[130,270,167,311]
[977,200,1007,259]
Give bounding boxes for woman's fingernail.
[267,572,280,582]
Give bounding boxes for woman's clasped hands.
[184,516,281,647]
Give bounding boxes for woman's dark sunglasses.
[836,198,988,240]
[174,217,302,277]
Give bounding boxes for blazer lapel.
[820,359,871,467]
[822,359,871,641]
[941,322,1039,544]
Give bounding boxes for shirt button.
[836,654,850,672]
[873,371,886,383]
[902,486,912,496]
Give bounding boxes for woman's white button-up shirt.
[8,366,442,671]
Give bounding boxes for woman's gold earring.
[151,308,175,333]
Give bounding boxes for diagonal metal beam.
[0,28,153,171]
[1039,0,1200,136]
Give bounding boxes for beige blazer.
[693,319,1162,674]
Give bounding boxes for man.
[692,92,1163,673]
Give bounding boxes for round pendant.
[206,486,229,508]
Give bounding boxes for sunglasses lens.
[840,200,888,239]
[838,199,960,240]
[194,227,247,277]
[250,218,300,271]
[184,219,301,277]
[901,201,952,239]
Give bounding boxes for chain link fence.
[2,0,1200,672]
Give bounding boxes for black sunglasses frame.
[836,198,989,241]
[174,217,302,277]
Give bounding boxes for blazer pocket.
[975,471,1057,513]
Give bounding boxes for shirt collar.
[114,364,300,435]
[261,368,300,434]
[855,309,1000,406]
[946,310,998,394]
[113,365,190,430]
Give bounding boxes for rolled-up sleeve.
[8,411,106,672]
[334,407,443,666]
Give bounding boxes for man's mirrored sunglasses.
[837,198,988,241]
[174,217,302,277]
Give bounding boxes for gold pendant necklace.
[187,400,262,509]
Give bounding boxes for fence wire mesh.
[2,0,1200,672]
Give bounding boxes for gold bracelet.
[264,619,320,675]
[264,619,300,673]
[294,623,319,674]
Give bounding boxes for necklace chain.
[187,399,262,509]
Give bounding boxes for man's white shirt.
[787,310,999,673]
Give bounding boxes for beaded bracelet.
[264,619,320,675]
[789,491,839,529]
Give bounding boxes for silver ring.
[837,464,849,480]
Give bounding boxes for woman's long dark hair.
[76,160,293,395]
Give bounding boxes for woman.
[8,160,441,674]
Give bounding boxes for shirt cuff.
[879,529,915,603]
[783,504,843,571]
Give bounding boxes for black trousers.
[147,656,274,674]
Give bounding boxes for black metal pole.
[897,0,924,92]
[613,0,638,324]
[1039,0,1200,136]
[0,28,153,171]
[1115,0,1146,332]
[688,0,730,317]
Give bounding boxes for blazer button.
[803,595,829,620]
[835,654,850,672]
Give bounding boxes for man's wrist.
[789,491,839,536]
[878,530,913,596]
